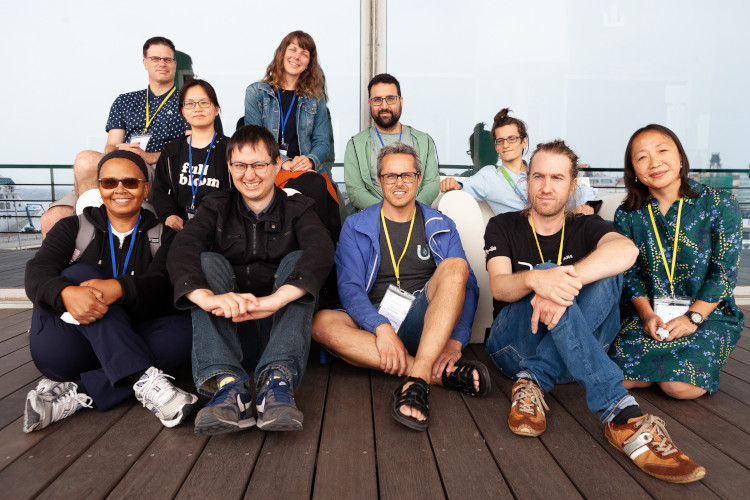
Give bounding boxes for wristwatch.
[685,310,704,326]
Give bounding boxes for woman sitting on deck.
[23,150,197,432]
[610,124,744,399]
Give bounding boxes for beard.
[372,107,401,129]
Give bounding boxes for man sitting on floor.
[484,139,705,483]
[313,142,489,432]
[168,125,334,435]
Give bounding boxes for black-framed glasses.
[494,135,525,145]
[368,95,399,106]
[98,177,146,189]
[183,99,212,109]
[380,172,418,184]
[146,56,176,64]
[230,162,271,174]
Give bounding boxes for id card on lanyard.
[185,132,217,217]
[136,86,176,150]
[377,207,417,331]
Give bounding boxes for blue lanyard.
[375,124,403,147]
[188,132,217,208]
[277,90,296,145]
[107,215,141,277]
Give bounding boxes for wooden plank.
[428,383,513,498]
[464,346,583,499]
[552,383,729,499]
[737,333,750,351]
[176,430,265,500]
[0,401,131,499]
[244,360,330,499]
[0,331,30,357]
[729,345,750,366]
[0,361,40,399]
[0,379,39,430]
[693,389,750,433]
[0,346,31,377]
[312,362,376,500]
[717,372,750,406]
[634,387,750,468]
[723,358,750,381]
[370,370,445,500]
[0,416,49,473]
[35,403,164,500]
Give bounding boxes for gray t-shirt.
[369,208,436,303]
[368,125,414,183]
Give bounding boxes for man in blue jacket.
[313,142,489,431]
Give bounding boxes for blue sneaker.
[256,369,303,431]
[194,376,255,435]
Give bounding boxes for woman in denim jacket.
[244,31,340,242]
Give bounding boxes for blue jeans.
[191,251,314,396]
[486,264,629,419]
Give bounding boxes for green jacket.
[343,125,440,210]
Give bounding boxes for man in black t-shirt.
[313,142,489,432]
[484,140,705,483]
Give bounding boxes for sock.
[218,376,236,389]
[611,404,643,425]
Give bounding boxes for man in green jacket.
[344,74,440,210]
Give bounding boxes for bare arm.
[572,232,639,286]
[105,129,125,154]
[487,256,582,306]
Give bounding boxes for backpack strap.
[146,223,163,257]
[70,214,96,264]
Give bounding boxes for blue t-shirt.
[105,87,187,153]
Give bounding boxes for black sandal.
[441,359,491,396]
[391,377,430,431]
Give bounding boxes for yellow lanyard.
[648,198,683,297]
[144,86,176,132]
[381,207,417,289]
[529,213,565,265]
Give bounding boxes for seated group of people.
[26,32,743,487]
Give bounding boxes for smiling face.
[181,85,218,129]
[630,130,682,194]
[494,124,528,164]
[228,142,282,211]
[527,151,576,218]
[369,82,403,130]
[98,158,148,221]
[142,43,176,86]
[377,153,421,210]
[282,40,310,80]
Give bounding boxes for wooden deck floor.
[0,308,748,499]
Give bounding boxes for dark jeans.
[29,263,192,410]
[190,251,315,396]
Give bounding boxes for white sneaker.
[24,378,93,433]
[133,367,198,428]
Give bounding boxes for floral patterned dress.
[609,180,743,392]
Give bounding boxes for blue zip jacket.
[335,200,479,347]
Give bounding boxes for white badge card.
[279,145,288,157]
[378,284,416,332]
[653,295,691,339]
[131,134,152,151]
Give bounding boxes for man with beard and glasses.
[344,73,440,210]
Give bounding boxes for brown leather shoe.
[605,414,706,483]
[508,378,548,437]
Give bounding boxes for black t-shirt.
[278,90,300,158]
[484,211,615,316]
[369,208,437,303]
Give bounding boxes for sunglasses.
[98,177,146,190]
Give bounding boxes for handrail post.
[50,166,56,201]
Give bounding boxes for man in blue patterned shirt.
[42,36,187,235]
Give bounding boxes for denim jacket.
[335,200,479,347]
[244,82,330,172]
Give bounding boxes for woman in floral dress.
[610,124,743,399]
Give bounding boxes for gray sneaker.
[133,367,198,428]
[256,369,303,431]
[24,378,93,433]
[194,376,256,435]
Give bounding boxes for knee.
[41,206,75,237]
[311,310,338,346]
[436,257,469,286]
[276,250,303,282]
[61,263,104,283]
[73,151,102,176]
[658,381,706,399]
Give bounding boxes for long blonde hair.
[262,30,326,101]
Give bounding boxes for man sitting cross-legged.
[484,139,705,483]
[313,142,489,431]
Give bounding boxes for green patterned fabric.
[609,180,744,392]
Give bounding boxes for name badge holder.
[185,207,197,219]
[130,134,152,152]
[378,285,416,332]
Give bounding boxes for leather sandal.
[441,359,491,396]
[391,376,430,431]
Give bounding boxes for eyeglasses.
[98,177,146,189]
[146,56,176,64]
[494,135,525,145]
[368,95,399,106]
[183,99,212,109]
[380,172,418,184]
[230,162,271,174]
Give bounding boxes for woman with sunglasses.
[440,108,595,215]
[23,151,197,432]
[153,79,230,231]
[244,30,340,241]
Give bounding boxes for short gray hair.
[376,142,422,177]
